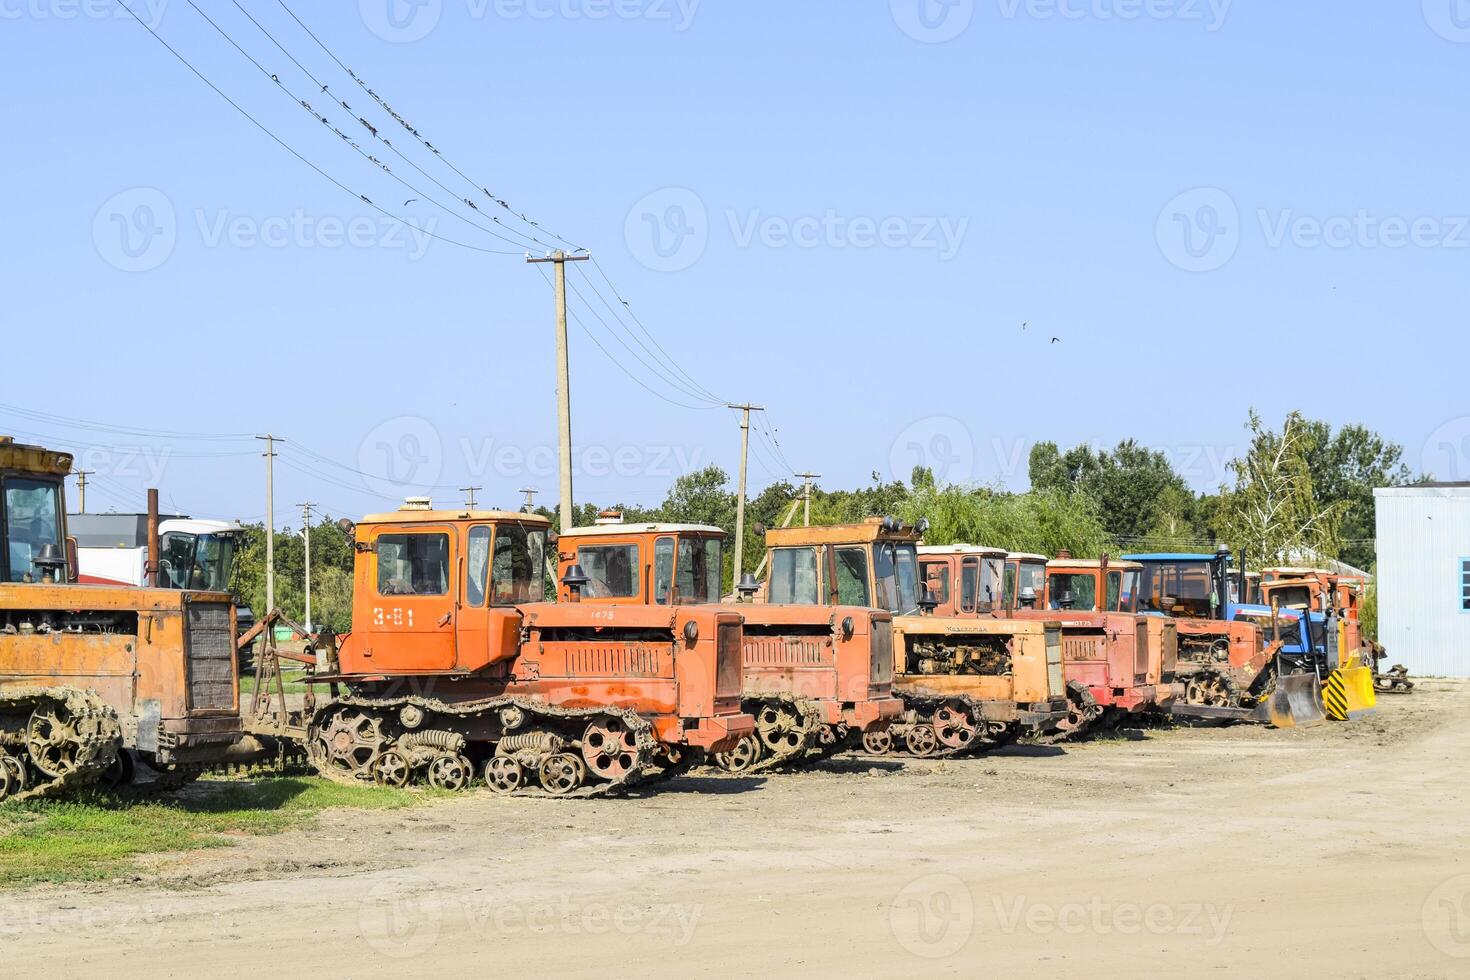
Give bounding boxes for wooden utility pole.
[298,501,316,633]
[727,404,764,589]
[73,471,93,514]
[795,472,820,526]
[527,250,590,534]
[256,434,283,613]
[460,486,482,509]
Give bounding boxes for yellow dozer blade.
[1323,664,1377,721]
[1256,672,1327,729]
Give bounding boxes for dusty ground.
[6,680,1469,979]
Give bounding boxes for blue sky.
[2,1,1467,526]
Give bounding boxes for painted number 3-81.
[374,607,414,628]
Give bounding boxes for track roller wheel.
[933,702,979,750]
[0,762,11,803]
[756,703,807,754]
[713,734,763,773]
[1186,672,1237,708]
[484,757,524,794]
[582,716,639,780]
[861,729,894,755]
[905,724,940,757]
[371,749,412,788]
[27,703,82,778]
[101,748,136,789]
[313,709,387,780]
[427,754,475,792]
[1,750,28,795]
[538,753,587,796]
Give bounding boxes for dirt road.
[8,680,1469,979]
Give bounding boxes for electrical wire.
[112,0,521,256]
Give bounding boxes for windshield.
[4,477,64,582]
[160,531,236,591]
[873,542,919,615]
[1138,561,1215,617]
[491,525,546,605]
[579,543,641,599]
[675,536,722,604]
[1048,572,1097,611]
[770,547,819,604]
[979,558,1002,612]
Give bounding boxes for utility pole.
[73,471,93,514]
[727,404,764,590]
[460,486,482,509]
[795,472,821,527]
[297,501,316,633]
[256,435,283,613]
[518,487,539,513]
[527,249,591,534]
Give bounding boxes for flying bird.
[1021,321,1027,330]
[1050,337,1061,344]
[403,198,418,207]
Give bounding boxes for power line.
[112,0,521,256]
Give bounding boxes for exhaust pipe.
[146,488,161,588]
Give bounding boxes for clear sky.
[2,1,1467,526]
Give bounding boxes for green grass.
[0,776,425,889]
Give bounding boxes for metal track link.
[0,687,121,805]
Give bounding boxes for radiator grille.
[743,636,824,667]
[1062,635,1105,662]
[716,621,743,697]
[185,602,235,711]
[567,645,662,676]
[871,617,895,685]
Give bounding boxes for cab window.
[921,561,949,604]
[1105,571,1122,611]
[4,477,62,583]
[378,533,450,596]
[466,527,491,607]
[676,537,722,604]
[834,547,871,606]
[770,547,819,605]
[959,558,978,613]
[653,537,675,604]
[1048,572,1096,611]
[490,524,546,605]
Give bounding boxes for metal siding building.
[1373,485,1470,677]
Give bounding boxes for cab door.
[361,524,457,673]
[454,524,524,673]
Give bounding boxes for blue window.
[1461,558,1470,612]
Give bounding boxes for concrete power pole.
[527,249,590,534]
[256,435,283,613]
[298,501,316,633]
[727,404,765,589]
[460,486,482,509]
[73,471,93,514]
[796,472,821,527]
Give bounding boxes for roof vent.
[595,509,624,525]
[400,497,433,512]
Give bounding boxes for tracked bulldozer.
[0,437,267,803]
[553,516,902,774]
[759,519,1068,758]
[277,502,755,796]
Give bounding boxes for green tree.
[1029,439,1196,540]
[1298,420,1415,570]
[897,483,1113,557]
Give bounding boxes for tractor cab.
[336,503,550,676]
[1003,553,1048,611]
[764,517,923,615]
[1042,556,1144,613]
[157,520,241,592]
[0,437,71,585]
[916,545,1006,617]
[552,516,725,606]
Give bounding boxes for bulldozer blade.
[1256,673,1327,729]
[1323,666,1377,721]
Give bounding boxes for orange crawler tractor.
[761,519,1067,758]
[300,502,754,796]
[553,516,902,773]
[0,438,261,803]
[923,548,1181,739]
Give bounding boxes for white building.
[1373,484,1470,677]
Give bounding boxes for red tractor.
[554,516,902,773]
[296,502,753,796]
